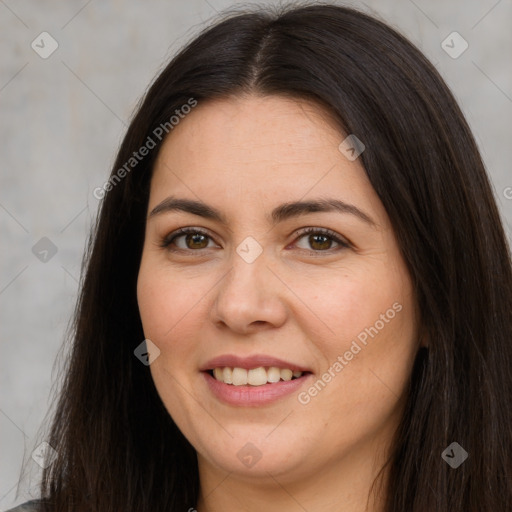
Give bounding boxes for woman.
[10,2,512,511]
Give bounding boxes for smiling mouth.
[207,366,310,386]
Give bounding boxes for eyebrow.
[149,196,376,227]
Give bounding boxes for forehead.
[156,94,341,163]
[149,94,386,225]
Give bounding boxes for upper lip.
[200,354,312,373]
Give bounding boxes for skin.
[137,94,420,512]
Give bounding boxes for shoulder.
[5,500,42,512]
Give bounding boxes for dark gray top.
[5,500,41,512]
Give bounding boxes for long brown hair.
[35,2,512,511]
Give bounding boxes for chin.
[194,427,313,479]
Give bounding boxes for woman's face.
[137,94,419,484]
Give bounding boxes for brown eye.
[161,228,216,251]
[308,233,333,251]
[183,232,209,249]
[293,227,351,252]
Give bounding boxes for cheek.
[137,256,201,341]
[297,261,417,404]
[297,266,410,349]
[136,277,171,341]
[297,281,416,447]
[136,257,215,388]
[136,259,203,426]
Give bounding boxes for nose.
[210,246,288,335]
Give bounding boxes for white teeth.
[267,367,281,383]
[247,367,268,386]
[232,367,248,385]
[223,367,233,384]
[210,366,304,385]
[280,369,293,381]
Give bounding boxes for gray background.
[1,0,511,508]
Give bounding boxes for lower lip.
[203,371,312,407]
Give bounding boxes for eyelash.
[159,226,351,255]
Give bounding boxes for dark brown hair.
[32,2,512,511]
